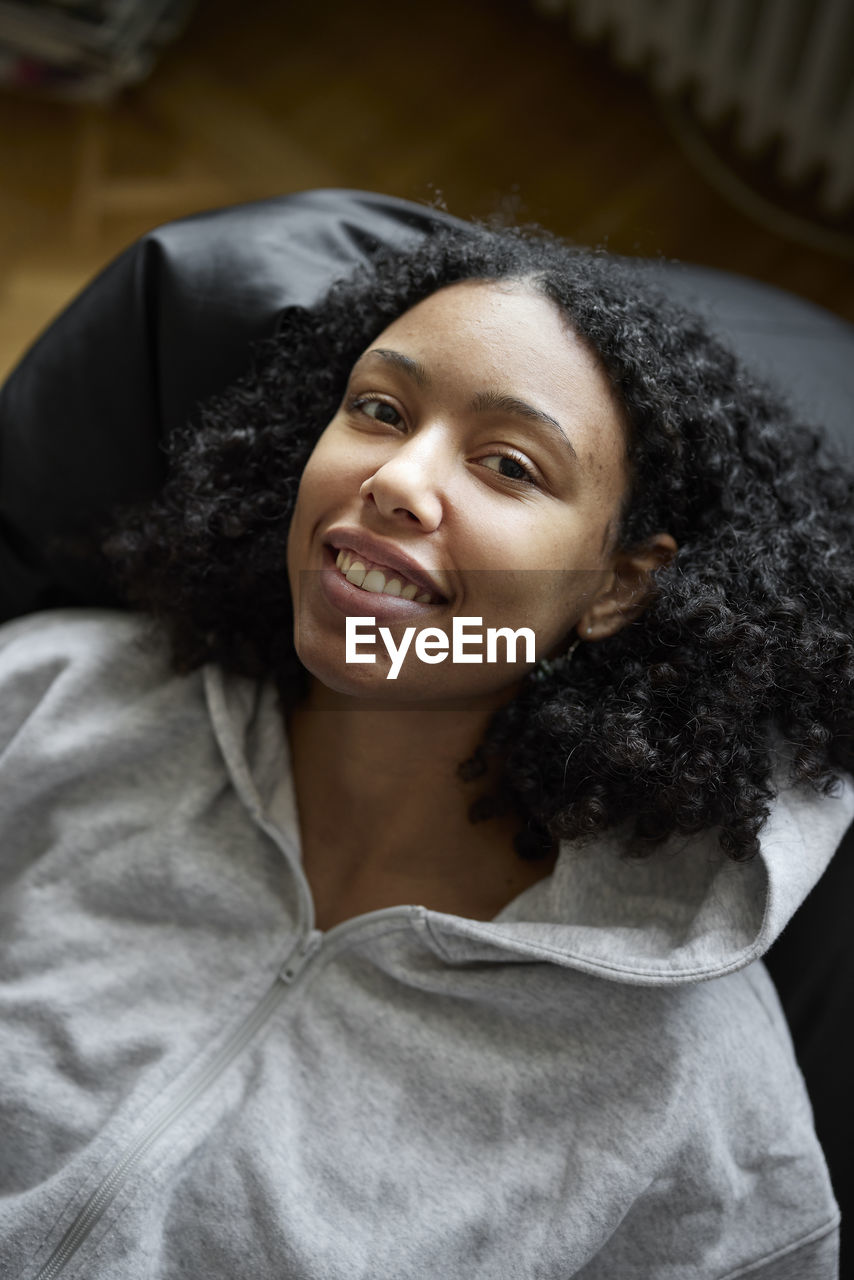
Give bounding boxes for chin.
[297,647,524,715]
[293,635,393,701]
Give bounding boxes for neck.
[287,679,552,928]
[289,678,503,838]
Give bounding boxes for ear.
[577,533,677,640]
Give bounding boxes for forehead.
[370,279,595,376]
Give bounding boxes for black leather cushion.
[1,187,852,1257]
[2,188,852,621]
[0,191,471,621]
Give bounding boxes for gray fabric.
[1,608,852,1279]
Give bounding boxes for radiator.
[536,0,854,214]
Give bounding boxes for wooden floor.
[1,0,852,381]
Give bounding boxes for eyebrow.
[365,348,430,387]
[471,390,577,461]
[360,349,578,461]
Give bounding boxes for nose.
[359,430,449,531]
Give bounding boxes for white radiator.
[536,0,854,214]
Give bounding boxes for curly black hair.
[101,222,854,862]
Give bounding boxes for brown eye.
[354,398,403,427]
[481,453,537,485]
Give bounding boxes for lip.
[325,527,450,602]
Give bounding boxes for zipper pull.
[279,931,322,984]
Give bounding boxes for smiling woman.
[286,279,674,707]
[1,215,853,1279]
[100,224,853,864]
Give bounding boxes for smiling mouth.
[334,549,439,604]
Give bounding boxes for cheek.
[286,454,326,581]
[483,508,602,575]
[286,428,367,580]
[289,432,346,530]
[466,509,611,637]
[299,425,369,503]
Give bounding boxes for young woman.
[1,223,852,1278]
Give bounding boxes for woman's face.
[286,279,636,704]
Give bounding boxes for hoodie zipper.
[31,932,322,1280]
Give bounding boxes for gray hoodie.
[1,609,852,1280]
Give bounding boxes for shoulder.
[541,964,839,1276]
[0,605,163,661]
[0,607,168,684]
[627,966,838,1276]
[0,608,205,757]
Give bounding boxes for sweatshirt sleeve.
[0,608,152,761]
[0,611,76,758]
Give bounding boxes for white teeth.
[335,547,434,602]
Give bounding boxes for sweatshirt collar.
[425,772,854,985]
[204,664,854,987]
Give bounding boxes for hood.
[205,664,854,988]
